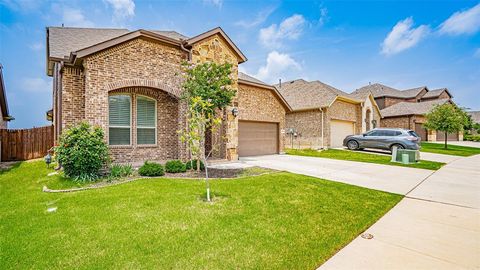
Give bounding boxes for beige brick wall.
[381,116,412,129]
[61,66,85,130]
[325,100,361,147]
[285,109,323,149]
[238,83,286,152]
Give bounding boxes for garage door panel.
[331,120,355,148]
[239,121,278,157]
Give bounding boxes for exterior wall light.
[231,107,239,117]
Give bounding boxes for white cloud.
[1,0,40,11]
[29,42,44,51]
[22,78,52,93]
[318,7,329,26]
[203,0,222,8]
[255,51,302,83]
[55,6,94,27]
[381,17,429,56]
[259,14,306,48]
[439,3,480,35]
[235,6,276,28]
[104,0,135,21]
[475,48,480,58]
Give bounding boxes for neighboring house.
[46,26,290,163]
[276,79,381,148]
[0,64,14,128]
[352,83,459,141]
[467,111,480,135]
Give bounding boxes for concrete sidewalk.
[318,154,480,270]
[240,155,433,195]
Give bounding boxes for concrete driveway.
[240,155,433,195]
[319,154,480,270]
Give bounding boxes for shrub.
[109,164,133,178]
[464,134,480,142]
[165,160,186,173]
[55,122,109,182]
[139,161,164,177]
[185,159,205,171]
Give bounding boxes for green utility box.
[391,149,419,164]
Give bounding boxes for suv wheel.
[347,140,359,150]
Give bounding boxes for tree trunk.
[444,131,448,149]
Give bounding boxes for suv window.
[366,130,381,136]
[383,130,396,136]
[408,131,419,137]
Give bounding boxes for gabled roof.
[275,79,360,111]
[46,26,247,75]
[381,98,450,118]
[0,64,13,121]
[422,88,452,99]
[238,72,292,111]
[468,111,480,124]
[185,27,247,63]
[353,83,427,99]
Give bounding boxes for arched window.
[136,96,156,145]
[109,94,131,145]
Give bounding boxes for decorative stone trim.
[105,79,182,98]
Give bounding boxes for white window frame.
[108,93,132,146]
[136,95,157,146]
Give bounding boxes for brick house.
[351,83,460,141]
[0,64,14,129]
[46,27,290,163]
[276,79,381,148]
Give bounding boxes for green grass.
[420,142,480,156]
[0,161,401,269]
[286,148,445,170]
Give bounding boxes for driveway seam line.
[404,196,478,209]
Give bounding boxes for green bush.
[55,122,109,182]
[464,134,480,142]
[185,159,205,171]
[109,164,133,178]
[165,160,186,173]
[139,161,164,177]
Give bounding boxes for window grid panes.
[109,95,131,145]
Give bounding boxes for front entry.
[238,121,279,157]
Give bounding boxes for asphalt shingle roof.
[48,27,187,60]
[422,88,447,98]
[380,98,450,117]
[352,83,426,99]
[238,72,271,87]
[275,79,355,111]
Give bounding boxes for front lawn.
[0,161,401,269]
[286,148,445,170]
[420,142,480,156]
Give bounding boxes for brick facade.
[238,83,286,152]
[285,98,382,149]
[52,32,286,163]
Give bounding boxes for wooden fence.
[1,125,54,161]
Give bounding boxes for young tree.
[424,103,469,149]
[179,62,235,202]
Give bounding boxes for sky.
[1,0,479,129]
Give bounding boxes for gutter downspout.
[321,108,324,149]
[180,41,192,61]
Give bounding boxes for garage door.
[330,120,355,148]
[436,131,459,141]
[238,121,278,157]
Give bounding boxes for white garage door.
[330,120,355,148]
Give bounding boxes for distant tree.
[424,103,469,149]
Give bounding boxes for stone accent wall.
[285,109,323,149]
[109,87,179,163]
[191,33,240,160]
[238,83,286,153]
[61,66,85,130]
